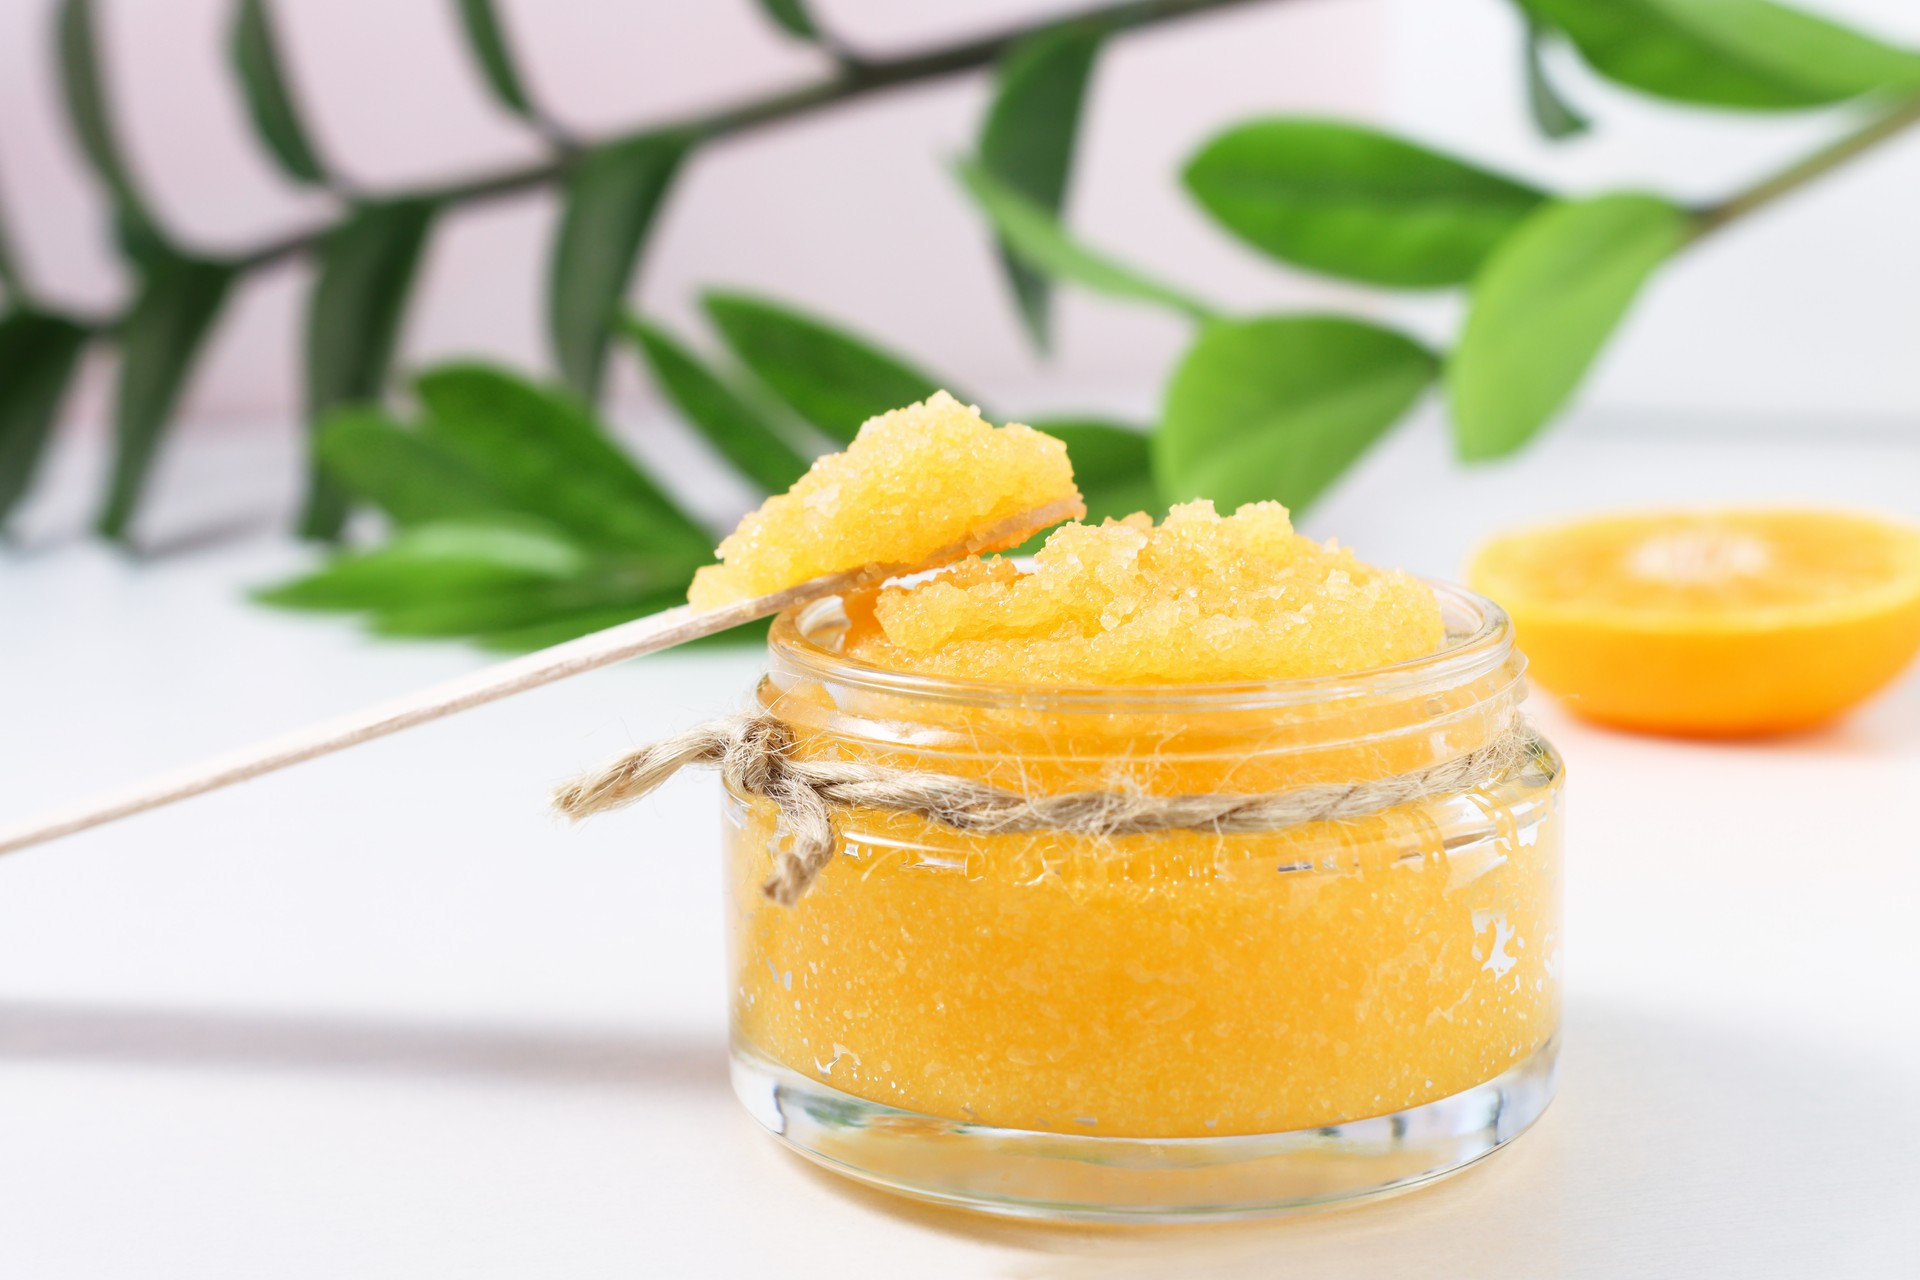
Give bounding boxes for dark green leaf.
[956,160,1218,321]
[1026,418,1158,526]
[0,312,90,525]
[231,0,328,184]
[1155,316,1435,513]
[314,405,515,526]
[0,191,25,299]
[480,605,652,651]
[1449,193,1687,460]
[473,596,672,651]
[58,0,164,248]
[1008,418,1157,553]
[256,517,593,611]
[478,600,770,652]
[454,0,536,119]
[111,209,172,272]
[1183,119,1548,288]
[368,572,671,639]
[414,363,713,558]
[702,291,958,442]
[549,134,687,401]
[978,28,1101,349]
[96,255,235,540]
[259,511,691,645]
[307,201,436,409]
[1524,22,1591,139]
[754,0,819,40]
[624,317,814,493]
[300,198,439,538]
[1517,0,1920,109]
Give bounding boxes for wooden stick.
[0,500,1081,859]
[0,592,767,858]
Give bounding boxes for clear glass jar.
[725,583,1562,1222]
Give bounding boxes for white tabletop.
[3,418,1918,1277]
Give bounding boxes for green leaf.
[413,363,713,558]
[1026,418,1158,526]
[978,28,1101,349]
[231,0,327,184]
[256,517,594,611]
[300,198,439,538]
[111,210,171,273]
[1155,316,1436,513]
[1449,193,1687,460]
[478,601,771,652]
[1524,22,1592,139]
[58,0,164,248]
[549,134,688,401]
[258,510,694,647]
[754,0,819,40]
[0,312,90,525]
[96,255,235,540]
[314,405,515,526]
[1517,0,1920,109]
[1182,119,1548,288]
[1006,417,1157,553]
[368,572,672,639]
[702,291,957,442]
[0,190,25,299]
[454,0,536,119]
[307,202,436,410]
[474,595,706,651]
[624,317,814,493]
[956,159,1218,322]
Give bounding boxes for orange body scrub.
[656,401,1564,1215]
[688,392,1081,610]
[724,501,1563,1216]
[847,500,1442,683]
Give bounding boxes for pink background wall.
[0,0,1381,435]
[0,0,1915,442]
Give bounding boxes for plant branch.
[76,11,1920,341]
[1690,92,1920,240]
[224,0,1274,276]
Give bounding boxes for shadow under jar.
[725,583,1563,1222]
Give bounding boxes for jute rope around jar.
[555,713,1539,906]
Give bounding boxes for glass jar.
[725,583,1562,1221]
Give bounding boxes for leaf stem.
[1690,93,1920,240]
[225,0,1275,276]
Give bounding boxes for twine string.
[554,713,1538,906]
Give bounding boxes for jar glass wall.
[724,584,1563,1221]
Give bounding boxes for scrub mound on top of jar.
[845,499,1445,683]
[687,391,1081,610]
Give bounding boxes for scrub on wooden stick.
[0,393,1084,859]
[688,391,1083,610]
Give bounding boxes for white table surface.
[3,417,1919,1277]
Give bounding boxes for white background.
[3,426,1920,1276]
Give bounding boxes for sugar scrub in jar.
[717,501,1562,1220]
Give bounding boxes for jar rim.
[767,578,1515,713]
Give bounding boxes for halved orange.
[1467,508,1920,737]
